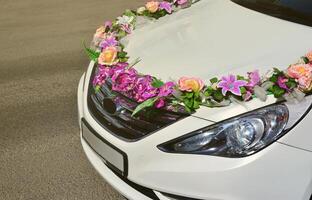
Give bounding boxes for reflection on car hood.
[125,0,312,121]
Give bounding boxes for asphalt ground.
[0,0,145,199]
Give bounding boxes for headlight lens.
[158,104,289,157]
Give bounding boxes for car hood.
[125,0,312,121]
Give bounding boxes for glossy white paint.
[126,0,312,119]
[78,0,312,199]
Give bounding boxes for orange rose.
[94,26,106,39]
[98,46,118,66]
[146,1,159,13]
[287,64,312,91]
[178,77,204,92]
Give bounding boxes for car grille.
[87,68,188,141]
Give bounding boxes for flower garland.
[85,0,312,116]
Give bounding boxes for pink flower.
[146,1,160,13]
[155,99,165,108]
[178,77,204,92]
[133,76,159,102]
[104,20,112,30]
[94,26,106,40]
[158,81,175,97]
[277,76,290,91]
[247,70,261,88]
[93,72,106,87]
[120,23,132,34]
[217,75,247,96]
[174,0,188,5]
[287,64,312,91]
[98,46,119,66]
[159,1,172,13]
[111,67,137,92]
[306,51,312,62]
[99,36,118,50]
[243,91,252,101]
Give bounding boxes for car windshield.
[231,0,312,27]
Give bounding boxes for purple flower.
[93,73,106,87]
[133,75,158,102]
[93,66,112,86]
[111,67,137,92]
[243,91,252,101]
[100,36,118,50]
[217,75,247,96]
[159,1,172,13]
[158,81,175,97]
[174,0,188,5]
[247,70,261,88]
[120,24,132,34]
[104,20,112,30]
[155,99,165,108]
[277,76,290,91]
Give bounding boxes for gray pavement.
[0,0,145,199]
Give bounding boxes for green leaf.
[185,92,194,98]
[151,78,164,88]
[237,75,246,81]
[132,97,158,116]
[83,42,100,62]
[194,91,200,99]
[117,51,128,58]
[273,67,282,74]
[286,79,297,89]
[117,30,127,39]
[213,90,224,101]
[210,77,218,84]
[124,9,136,18]
[271,85,285,98]
[94,85,101,92]
[269,74,278,83]
[240,87,247,94]
[119,57,129,62]
[302,56,310,64]
[183,98,193,108]
[193,100,200,109]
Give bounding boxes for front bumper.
[78,69,312,200]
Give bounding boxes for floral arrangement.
[85,0,312,116]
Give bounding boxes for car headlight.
[158,104,290,157]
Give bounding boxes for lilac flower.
[247,70,261,88]
[93,73,106,87]
[111,67,138,92]
[217,75,247,96]
[159,1,172,13]
[133,75,159,102]
[120,24,132,34]
[104,20,112,30]
[155,99,165,108]
[93,66,112,86]
[158,81,175,97]
[277,76,290,91]
[243,91,252,101]
[99,36,118,50]
[174,0,188,5]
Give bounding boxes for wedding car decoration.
[85,0,312,116]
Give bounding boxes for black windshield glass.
[231,0,312,27]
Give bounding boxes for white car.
[78,0,312,199]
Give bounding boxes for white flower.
[137,6,146,15]
[117,15,134,26]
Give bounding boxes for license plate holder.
[82,119,127,177]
